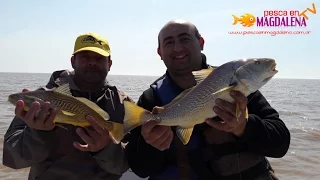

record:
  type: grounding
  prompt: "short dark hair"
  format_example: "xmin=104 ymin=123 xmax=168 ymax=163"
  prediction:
xmin=157 ymin=27 xmax=201 ymax=49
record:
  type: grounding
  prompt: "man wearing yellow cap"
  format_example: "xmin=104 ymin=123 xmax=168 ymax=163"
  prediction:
xmin=2 ymin=32 xmax=134 ymax=180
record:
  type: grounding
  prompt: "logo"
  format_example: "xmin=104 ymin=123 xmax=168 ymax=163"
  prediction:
xmin=81 ymin=35 xmax=103 ymax=45
xmin=232 ymin=13 xmax=256 ymax=27
xmin=229 ymin=3 xmax=316 ymax=36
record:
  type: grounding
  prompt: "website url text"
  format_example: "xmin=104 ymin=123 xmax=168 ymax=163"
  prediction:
xmin=228 ymin=30 xmax=311 ymax=36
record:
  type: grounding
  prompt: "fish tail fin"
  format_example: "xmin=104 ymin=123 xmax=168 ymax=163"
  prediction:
xmin=232 ymin=15 xmax=239 ymax=25
xmin=235 ymin=103 xmax=249 ymax=124
xmin=123 ymin=101 xmax=150 ymax=134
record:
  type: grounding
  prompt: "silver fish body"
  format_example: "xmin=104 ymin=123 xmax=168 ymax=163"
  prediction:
xmin=123 ymin=58 xmax=278 ymax=144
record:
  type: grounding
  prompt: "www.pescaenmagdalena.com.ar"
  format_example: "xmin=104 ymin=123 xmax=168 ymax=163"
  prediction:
xmin=228 ymin=30 xmax=311 ymax=36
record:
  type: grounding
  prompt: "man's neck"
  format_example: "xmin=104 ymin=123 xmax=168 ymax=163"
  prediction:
xmin=168 ymin=61 xmax=205 ymax=90
xmin=169 ymin=71 xmax=197 ymax=90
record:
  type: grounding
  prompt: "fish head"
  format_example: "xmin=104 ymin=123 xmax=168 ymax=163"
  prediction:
xmin=8 ymin=91 xmax=46 ymax=110
xmin=242 ymin=13 xmax=256 ymax=26
xmin=247 ymin=14 xmax=256 ymax=24
xmin=234 ymin=58 xmax=278 ymax=92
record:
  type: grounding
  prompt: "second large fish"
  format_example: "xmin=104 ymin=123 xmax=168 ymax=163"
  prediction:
xmin=121 ymin=58 xmax=278 ymax=145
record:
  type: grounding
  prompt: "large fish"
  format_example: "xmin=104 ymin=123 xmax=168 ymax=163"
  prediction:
xmin=122 ymin=58 xmax=278 ymax=145
xmin=7 ymin=83 xmax=123 ymax=143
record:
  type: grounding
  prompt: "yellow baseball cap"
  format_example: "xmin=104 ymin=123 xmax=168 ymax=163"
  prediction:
xmin=73 ymin=32 xmax=111 ymax=56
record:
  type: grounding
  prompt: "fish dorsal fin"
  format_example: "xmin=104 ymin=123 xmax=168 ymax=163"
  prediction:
xmin=191 ymin=68 xmax=214 ymax=85
xmin=75 ymin=97 xmax=110 ymax=121
xmin=176 ymin=126 xmax=194 ymax=145
xmin=153 ymin=87 xmax=194 ymax=112
xmin=52 ymin=83 xmax=72 ymax=96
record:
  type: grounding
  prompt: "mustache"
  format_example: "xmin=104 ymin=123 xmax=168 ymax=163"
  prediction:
xmin=84 ymin=67 xmax=101 ymax=72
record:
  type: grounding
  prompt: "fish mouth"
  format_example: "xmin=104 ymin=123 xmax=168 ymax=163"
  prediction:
xmin=269 ymin=61 xmax=278 ymax=76
xmin=263 ymin=62 xmax=278 ymax=82
xmin=7 ymin=98 xmax=16 ymax=105
xmin=271 ymin=61 xmax=277 ymax=72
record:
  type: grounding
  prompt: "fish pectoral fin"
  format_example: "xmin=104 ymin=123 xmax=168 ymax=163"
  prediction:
xmin=235 ymin=103 xmax=249 ymax=124
xmin=161 ymin=87 xmax=194 ymax=110
xmin=61 ymin=110 xmax=76 ymax=116
xmin=123 ymin=101 xmax=150 ymax=134
xmin=176 ymin=126 xmax=194 ymax=145
xmin=23 ymin=106 xmax=29 ymax=111
xmin=76 ymin=97 xmax=110 ymax=120
xmin=191 ymin=68 xmax=215 ymax=85
xmin=245 ymin=107 xmax=248 ymax=118
xmin=212 ymin=85 xmax=236 ymax=96
xmin=52 ymin=83 xmax=73 ymax=96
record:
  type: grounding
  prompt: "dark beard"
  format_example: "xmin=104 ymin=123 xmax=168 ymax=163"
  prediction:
xmin=74 ymin=71 xmax=107 ymax=92
xmin=82 ymin=70 xmax=105 ymax=83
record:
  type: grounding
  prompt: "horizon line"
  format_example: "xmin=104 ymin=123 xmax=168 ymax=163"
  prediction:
xmin=0 ymin=71 xmax=319 ymax=80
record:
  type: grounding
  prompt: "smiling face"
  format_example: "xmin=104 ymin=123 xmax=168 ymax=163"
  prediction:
xmin=158 ymin=21 xmax=204 ymax=76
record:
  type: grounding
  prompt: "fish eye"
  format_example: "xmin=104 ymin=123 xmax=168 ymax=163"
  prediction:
xmin=250 ymin=17 xmax=253 ymax=21
xmin=255 ymin=60 xmax=260 ymax=65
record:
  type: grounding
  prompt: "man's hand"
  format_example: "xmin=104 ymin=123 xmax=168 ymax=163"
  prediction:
xmin=206 ymin=90 xmax=248 ymax=137
xmin=73 ymin=115 xmax=111 ymax=152
xmin=141 ymin=119 xmax=173 ymax=151
xmin=15 ymin=88 xmax=57 ymax=131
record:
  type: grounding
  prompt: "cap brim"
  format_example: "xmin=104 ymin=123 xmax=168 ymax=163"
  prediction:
xmin=73 ymin=47 xmax=110 ymax=56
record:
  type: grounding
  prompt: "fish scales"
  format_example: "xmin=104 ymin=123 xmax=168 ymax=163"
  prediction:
xmin=154 ymin=64 xmax=235 ymax=126
xmin=11 ymin=87 xmax=101 ymax=124
xmin=50 ymin=93 xmax=79 ymax=110
xmin=49 ymin=92 xmax=90 ymax=115
xmin=51 ymin=93 xmax=100 ymax=119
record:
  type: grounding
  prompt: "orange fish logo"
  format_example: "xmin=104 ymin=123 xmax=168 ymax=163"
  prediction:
xmin=232 ymin=13 xmax=256 ymax=27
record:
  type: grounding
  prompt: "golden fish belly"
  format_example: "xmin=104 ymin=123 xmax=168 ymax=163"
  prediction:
xmin=54 ymin=110 xmax=91 ymax=127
